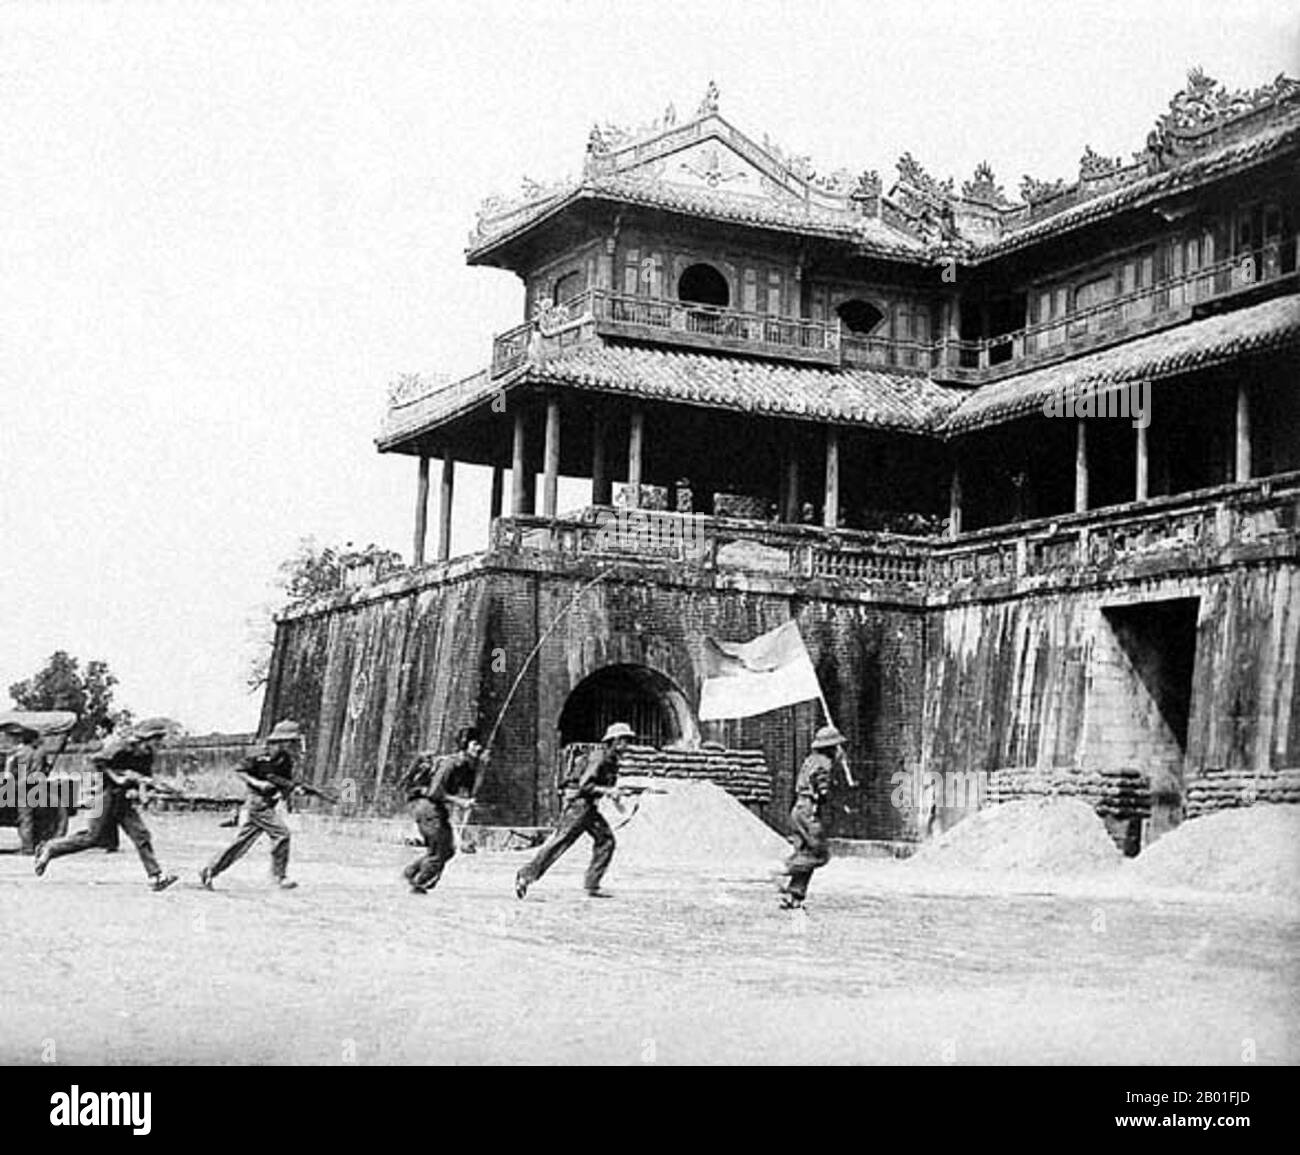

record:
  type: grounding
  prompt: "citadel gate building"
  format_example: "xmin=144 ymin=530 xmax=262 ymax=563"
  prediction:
xmin=263 ymin=73 xmax=1300 ymax=846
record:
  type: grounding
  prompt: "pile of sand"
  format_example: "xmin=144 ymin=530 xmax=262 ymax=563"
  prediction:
xmin=1129 ymin=804 xmax=1300 ymax=901
xmin=910 ymin=797 xmax=1122 ymax=876
xmin=607 ymin=778 xmax=790 ymax=867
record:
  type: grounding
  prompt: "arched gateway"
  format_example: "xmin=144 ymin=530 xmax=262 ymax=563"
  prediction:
xmin=557 ymin=664 xmax=700 ymax=749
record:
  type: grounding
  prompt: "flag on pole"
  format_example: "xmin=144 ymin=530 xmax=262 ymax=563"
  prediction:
xmin=698 ymin=621 xmax=822 ymax=721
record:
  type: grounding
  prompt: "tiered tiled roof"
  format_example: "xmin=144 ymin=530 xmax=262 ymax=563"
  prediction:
xmin=943 ymin=295 xmax=1300 ymax=434
xmin=522 ymin=343 xmax=963 ymax=430
xmin=379 ymin=294 xmax=1300 ymax=449
xmin=467 ymin=73 xmax=1300 ymax=266
xmin=378 ymin=347 xmax=964 ymax=450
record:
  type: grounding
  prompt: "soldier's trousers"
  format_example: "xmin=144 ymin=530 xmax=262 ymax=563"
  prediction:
xmin=518 ymin=796 xmax=614 ymax=892
xmin=206 ymin=798 xmax=290 ymax=880
xmin=405 ymin=799 xmax=455 ymax=890
xmin=43 ymin=792 xmax=161 ymax=878
xmin=16 ymin=803 xmax=38 ymax=855
xmin=783 ymin=798 xmax=830 ymax=901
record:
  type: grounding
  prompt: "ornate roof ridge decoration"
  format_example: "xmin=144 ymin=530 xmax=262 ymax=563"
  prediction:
xmin=387 ymin=371 xmax=454 ymax=408
xmin=467 ymin=68 xmax=1300 ymax=257
xmin=894 ymin=151 xmax=955 ymax=205
xmin=1078 ymin=144 xmax=1124 ymax=181
xmin=961 ymin=161 xmax=1008 ymax=206
xmin=1019 ymin=173 xmax=1068 ymax=207
xmin=1144 ymin=67 xmax=1300 ymax=168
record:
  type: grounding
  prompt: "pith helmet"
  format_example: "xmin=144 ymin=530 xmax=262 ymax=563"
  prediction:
xmin=602 ymin=722 xmax=636 ymax=743
xmin=811 ymin=724 xmax=846 ymax=750
xmin=0 ymin=720 xmax=39 ymax=741
xmin=132 ymin=717 xmax=174 ymax=741
xmin=266 ymin=719 xmax=304 ymax=743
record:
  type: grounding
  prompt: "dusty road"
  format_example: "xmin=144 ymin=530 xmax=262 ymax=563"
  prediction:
xmin=1 ymin=814 xmax=1296 ymax=1065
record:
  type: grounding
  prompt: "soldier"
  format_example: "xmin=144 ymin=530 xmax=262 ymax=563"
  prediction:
xmin=34 ymin=718 xmax=179 ymax=892
xmin=199 ymin=719 xmax=305 ymax=890
xmin=1 ymin=720 xmax=49 ymax=856
xmin=400 ymin=725 xmax=486 ymax=895
xmin=514 ymin=721 xmax=633 ymax=900
xmin=779 ymin=724 xmax=845 ymax=909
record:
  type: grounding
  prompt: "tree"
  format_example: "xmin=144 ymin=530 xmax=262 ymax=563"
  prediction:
xmin=245 ymin=539 xmax=404 ymax=690
xmin=8 ymin=651 xmax=133 ymax=741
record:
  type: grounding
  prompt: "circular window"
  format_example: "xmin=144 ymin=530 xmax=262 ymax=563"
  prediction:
xmin=677 ymin=263 xmax=730 ymax=308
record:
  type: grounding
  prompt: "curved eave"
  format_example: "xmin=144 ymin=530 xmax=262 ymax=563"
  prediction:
xmin=467 ymin=186 xmax=930 ymax=268
xmin=964 ymin=116 xmax=1300 ymax=264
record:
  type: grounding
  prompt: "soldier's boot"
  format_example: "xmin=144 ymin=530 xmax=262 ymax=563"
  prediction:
xmin=198 ymin=867 xmax=215 ymax=890
xmin=150 ymin=873 xmax=179 ymax=893
xmin=274 ymin=878 xmax=298 ymax=890
xmin=33 ymin=843 xmax=52 ymax=878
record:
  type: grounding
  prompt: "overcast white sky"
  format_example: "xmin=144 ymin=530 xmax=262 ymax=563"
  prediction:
xmin=2 ymin=0 xmax=1296 ymax=733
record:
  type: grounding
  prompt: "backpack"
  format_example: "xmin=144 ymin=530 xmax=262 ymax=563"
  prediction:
xmin=398 ymin=752 xmax=439 ymax=797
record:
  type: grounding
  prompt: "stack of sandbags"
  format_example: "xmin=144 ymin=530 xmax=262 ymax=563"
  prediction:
xmin=1185 ymin=767 xmax=1300 ymax=818
xmin=987 ymin=766 xmax=1151 ymax=821
xmin=619 ymin=746 xmax=772 ymax=806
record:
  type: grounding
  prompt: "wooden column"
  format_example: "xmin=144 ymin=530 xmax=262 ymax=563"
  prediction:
xmin=413 ymin=454 xmax=430 ymax=566
xmin=511 ymin=410 xmax=528 ymax=515
xmin=1235 ymin=381 xmax=1252 ymax=482
xmin=1074 ymin=419 xmax=1089 ymax=514
xmin=591 ymin=413 xmax=610 ymax=505
xmin=437 ymin=455 xmax=455 ymax=562
xmin=823 ymin=426 xmax=840 ymax=529
xmin=627 ymin=408 xmax=644 ymax=509
xmin=781 ymin=444 xmax=800 ymax=523
xmin=489 ymin=464 xmax=504 ymax=524
xmin=1135 ymin=421 xmax=1149 ymax=501
xmin=542 ymin=396 xmax=560 ymax=518
xmin=948 ymin=462 xmax=963 ymax=539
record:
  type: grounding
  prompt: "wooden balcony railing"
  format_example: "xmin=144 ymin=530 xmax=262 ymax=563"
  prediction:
xmin=484 ymin=472 xmax=1299 ymax=594
xmin=486 ymin=237 xmax=1299 ymax=384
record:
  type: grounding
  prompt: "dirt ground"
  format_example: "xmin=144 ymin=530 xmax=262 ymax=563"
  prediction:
xmin=1 ymin=813 xmax=1296 ymax=1065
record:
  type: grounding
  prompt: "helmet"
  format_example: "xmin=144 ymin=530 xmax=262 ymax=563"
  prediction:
xmin=601 ymin=722 xmax=636 ymax=743
xmin=132 ymin=717 xmax=174 ymax=741
xmin=811 ymin=724 xmax=846 ymax=750
xmin=266 ymin=720 xmax=304 ymax=743
xmin=0 ymin=720 xmax=39 ymax=742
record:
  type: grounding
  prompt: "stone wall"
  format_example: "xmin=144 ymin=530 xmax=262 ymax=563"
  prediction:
xmin=265 ymin=558 xmax=925 ymax=838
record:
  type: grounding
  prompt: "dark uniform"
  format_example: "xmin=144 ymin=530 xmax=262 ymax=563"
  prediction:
xmin=9 ymin=740 xmax=51 ymax=855
xmin=782 ymin=749 xmax=833 ymax=904
xmin=516 ymin=744 xmax=620 ymax=895
xmin=39 ymin=734 xmax=165 ymax=880
xmin=202 ymin=747 xmax=296 ymax=885
xmin=402 ymin=750 xmax=482 ymax=892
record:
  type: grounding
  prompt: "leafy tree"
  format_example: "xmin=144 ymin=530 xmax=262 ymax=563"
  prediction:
xmin=8 ymin=651 xmax=133 ymax=741
xmin=245 ymin=539 xmax=404 ymax=690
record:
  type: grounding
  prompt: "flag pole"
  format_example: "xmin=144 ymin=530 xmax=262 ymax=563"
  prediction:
xmin=815 ymin=688 xmax=857 ymax=787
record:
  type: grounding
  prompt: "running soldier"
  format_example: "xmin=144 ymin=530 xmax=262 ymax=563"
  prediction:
xmin=514 ymin=722 xmax=633 ymax=900
xmin=401 ymin=725 xmax=486 ymax=894
xmin=34 ymin=717 xmax=179 ymax=892
xmin=2 ymin=720 xmax=49 ymax=856
xmin=779 ymin=724 xmax=845 ymax=909
xmin=199 ymin=719 xmax=306 ymax=891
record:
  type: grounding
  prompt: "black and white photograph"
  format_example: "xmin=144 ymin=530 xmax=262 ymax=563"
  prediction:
xmin=1 ymin=0 xmax=1297 ymax=1117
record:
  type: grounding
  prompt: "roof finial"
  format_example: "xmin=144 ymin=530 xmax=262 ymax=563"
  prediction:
xmin=698 ymin=80 xmax=720 ymax=117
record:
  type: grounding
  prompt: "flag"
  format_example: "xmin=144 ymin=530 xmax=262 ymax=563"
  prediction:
xmin=698 ymin=621 xmax=822 ymax=721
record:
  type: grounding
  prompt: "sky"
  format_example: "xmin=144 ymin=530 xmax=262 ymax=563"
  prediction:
xmin=2 ymin=0 xmax=1297 ymax=733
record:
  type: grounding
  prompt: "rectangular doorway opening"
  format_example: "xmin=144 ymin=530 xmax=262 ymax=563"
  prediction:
xmin=1100 ymin=597 xmax=1200 ymax=842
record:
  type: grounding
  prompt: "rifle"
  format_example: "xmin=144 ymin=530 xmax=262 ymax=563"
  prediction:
xmin=105 ymin=771 xmax=200 ymax=807
xmin=259 ymin=771 xmax=340 ymax=807
xmin=605 ymin=781 xmax=670 ymax=830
